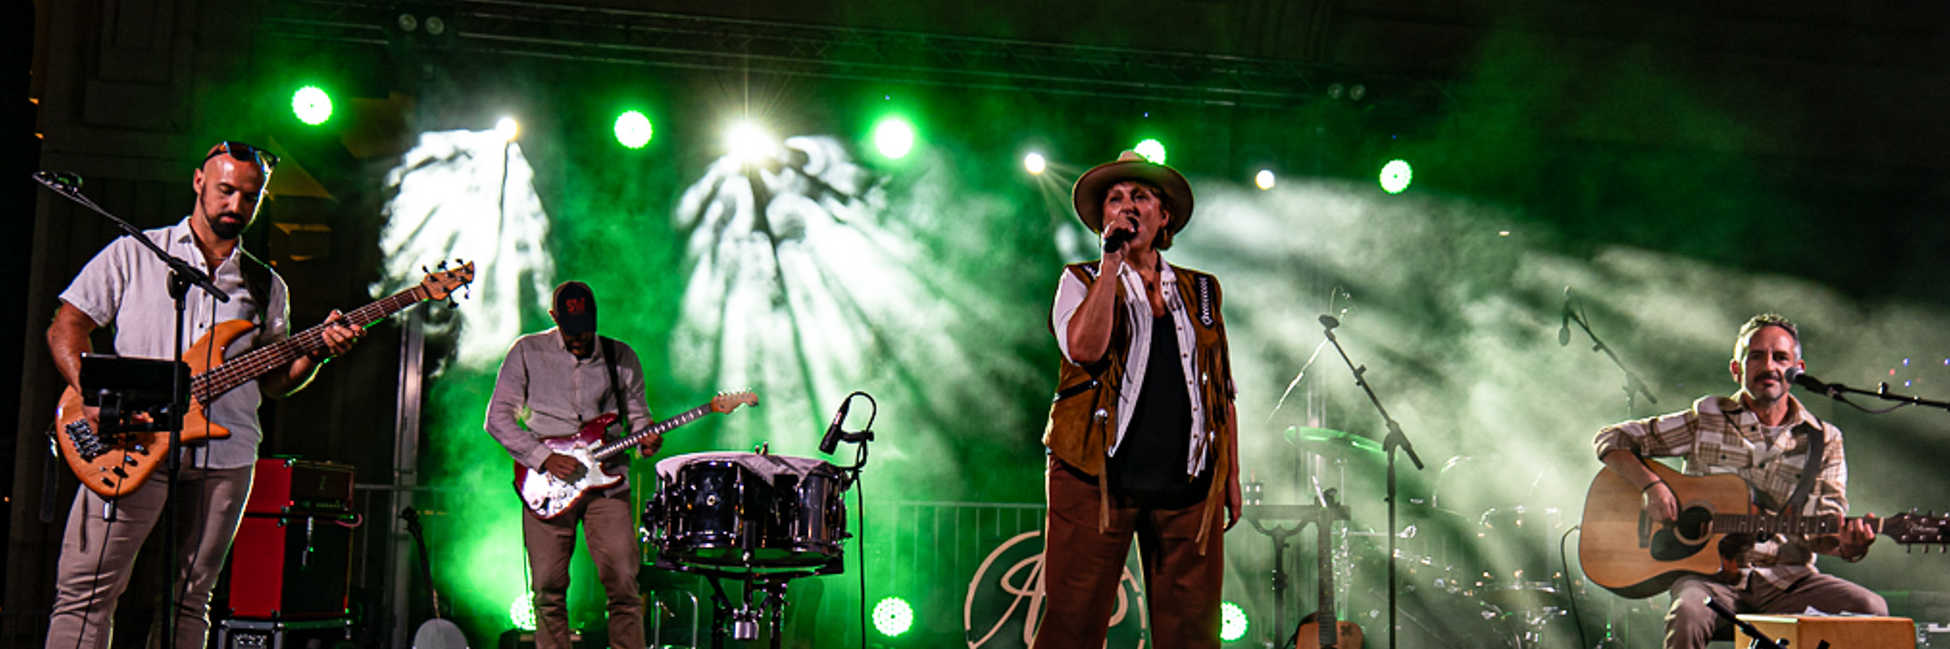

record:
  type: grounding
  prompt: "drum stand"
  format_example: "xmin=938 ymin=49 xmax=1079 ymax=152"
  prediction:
xmin=655 ymin=556 xmax=843 ymax=649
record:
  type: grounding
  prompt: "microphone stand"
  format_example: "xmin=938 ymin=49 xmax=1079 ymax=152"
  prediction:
xmin=1799 ymin=377 xmax=1950 ymax=413
xmin=1563 ymin=299 xmax=1658 ymax=418
xmin=35 ymin=171 xmax=225 ymax=649
xmin=1317 ymin=315 xmax=1423 ymax=649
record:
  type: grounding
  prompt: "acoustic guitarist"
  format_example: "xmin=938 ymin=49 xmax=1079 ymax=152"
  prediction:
xmin=1590 ymin=314 xmax=1884 ymax=649
xmin=43 ymin=142 xmax=364 ymax=649
xmin=486 ymin=280 xmax=659 ymax=649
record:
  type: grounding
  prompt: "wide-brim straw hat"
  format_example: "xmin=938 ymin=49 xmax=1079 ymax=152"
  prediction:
xmin=1070 ymin=150 xmax=1194 ymax=234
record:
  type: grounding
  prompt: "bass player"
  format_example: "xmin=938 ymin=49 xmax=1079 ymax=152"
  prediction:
xmin=1592 ymin=313 xmax=1884 ymax=649
xmin=43 ymin=142 xmax=364 ymax=649
xmin=486 ymin=280 xmax=660 ymax=649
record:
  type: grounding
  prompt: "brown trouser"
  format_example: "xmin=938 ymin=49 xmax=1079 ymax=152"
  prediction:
xmin=522 ymin=490 xmax=644 ymax=649
xmin=1666 ymin=572 xmax=1888 ymax=649
xmin=1032 ymin=457 xmax=1224 ymax=649
xmin=45 ymin=464 xmax=254 ymax=649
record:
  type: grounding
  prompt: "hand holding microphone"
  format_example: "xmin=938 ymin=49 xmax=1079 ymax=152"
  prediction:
xmin=1101 ymin=214 xmax=1138 ymax=255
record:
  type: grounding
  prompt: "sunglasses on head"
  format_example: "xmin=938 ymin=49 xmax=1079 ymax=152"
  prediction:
xmin=203 ymin=141 xmax=279 ymax=171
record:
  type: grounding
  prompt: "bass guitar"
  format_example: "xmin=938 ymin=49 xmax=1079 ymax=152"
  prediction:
xmin=1578 ymin=461 xmax=1948 ymax=598
xmin=515 ymin=390 xmax=758 ymax=519
xmin=1295 ymin=489 xmax=1363 ymax=649
xmin=54 ymin=261 xmax=475 ymax=498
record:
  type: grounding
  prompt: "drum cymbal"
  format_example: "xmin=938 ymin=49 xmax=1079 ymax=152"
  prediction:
xmin=1284 ymin=426 xmax=1383 ymax=455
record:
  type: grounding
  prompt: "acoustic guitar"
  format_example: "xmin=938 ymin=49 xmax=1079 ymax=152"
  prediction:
xmin=1295 ymin=489 xmax=1363 ymax=649
xmin=1578 ymin=461 xmax=1947 ymax=599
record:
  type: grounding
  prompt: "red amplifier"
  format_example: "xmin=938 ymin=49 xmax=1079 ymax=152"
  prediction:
xmin=227 ymin=511 xmax=355 ymax=619
xmin=249 ymin=457 xmax=354 ymax=514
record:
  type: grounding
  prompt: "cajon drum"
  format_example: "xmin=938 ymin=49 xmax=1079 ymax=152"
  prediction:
xmin=1734 ymin=614 xmax=1915 ymax=649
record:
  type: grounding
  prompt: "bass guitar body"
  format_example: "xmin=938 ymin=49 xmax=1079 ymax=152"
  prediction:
xmin=53 ymin=319 xmax=250 ymax=497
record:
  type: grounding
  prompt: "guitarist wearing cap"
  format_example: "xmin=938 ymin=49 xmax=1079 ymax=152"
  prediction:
xmin=1589 ymin=314 xmax=1885 ymax=649
xmin=42 ymin=142 xmax=365 ymax=649
xmin=486 ymin=281 xmax=659 ymax=649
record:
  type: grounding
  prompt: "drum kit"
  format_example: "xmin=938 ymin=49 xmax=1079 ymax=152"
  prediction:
xmin=1270 ymin=427 xmax=1599 ymax=649
xmin=640 ymin=449 xmax=860 ymax=648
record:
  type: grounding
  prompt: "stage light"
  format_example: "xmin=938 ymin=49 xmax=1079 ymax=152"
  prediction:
xmin=291 ymin=86 xmax=332 ymax=126
xmin=726 ymin=120 xmax=776 ymax=164
xmin=1379 ymin=159 xmax=1413 ymax=194
xmin=614 ymin=110 xmax=653 ymax=149
xmin=1220 ymin=601 xmax=1248 ymax=642
xmin=495 ymin=117 xmax=520 ymax=142
xmin=1024 ymin=152 xmax=1047 ymax=175
xmin=872 ymin=597 xmax=914 ymax=637
xmin=1255 ymin=169 xmax=1276 ymax=190
xmin=873 ymin=116 xmax=915 ymax=160
xmin=510 ymin=591 xmax=537 ymax=631
xmin=1134 ymin=138 xmax=1167 ymax=164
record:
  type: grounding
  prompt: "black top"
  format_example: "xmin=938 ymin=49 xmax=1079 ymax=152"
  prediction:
xmin=1107 ymin=313 xmax=1207 ymax=502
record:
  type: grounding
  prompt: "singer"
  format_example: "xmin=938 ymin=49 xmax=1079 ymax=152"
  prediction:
xmin=1036 ymin=151 xmax=1240 ymax=649
xmin=1592 ymin=314 xmax=1884 ymax=649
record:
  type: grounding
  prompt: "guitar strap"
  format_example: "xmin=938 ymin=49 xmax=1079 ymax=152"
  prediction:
xmin=237 ymin=248 xmax=273 ymax=326
xmin=600 ymin=337 xmax=628 ymax=439
xmin=1783 ymin=420 xmax=1826 ymax=514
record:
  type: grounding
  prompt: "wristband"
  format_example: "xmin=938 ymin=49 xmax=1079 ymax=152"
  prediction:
xmin=1641 ymin=480 xmax=1668 ymax=494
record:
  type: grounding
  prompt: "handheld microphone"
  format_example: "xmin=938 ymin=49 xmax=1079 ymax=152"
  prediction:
xmin=1558 ymin=286 xmax=1573 ymax=346
xmin=1782 ymin=367 xmax=1832 ymax=393
xmin=818 ymin=396 xmax=851 ymax=455
xmin=1101 ymin=216 xmax=1137 ymax=253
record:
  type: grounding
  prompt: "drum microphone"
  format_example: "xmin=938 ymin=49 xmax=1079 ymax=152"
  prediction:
xmin=818 ymin=397 xmax=851 ymax=455
xmin=33 ymin=170 xmax=84 ymax=190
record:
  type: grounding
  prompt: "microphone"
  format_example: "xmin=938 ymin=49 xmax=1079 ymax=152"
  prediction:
xmin=818 ymin=396 xmax=851 ymax=455
xmin=1319 ymin=314 xmax=1340 ymax=331
xmin=1101 ymin=215 xmax=1137 ymax=253
xmin=1559 ymin=286 xmax=1574 ymax=346
xmin=1782 ymin=367 xmax=1833 ymax=393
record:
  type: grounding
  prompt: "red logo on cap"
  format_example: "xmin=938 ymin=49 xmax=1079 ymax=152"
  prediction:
xmin=564 ymin=298 xmax=588 ymax=315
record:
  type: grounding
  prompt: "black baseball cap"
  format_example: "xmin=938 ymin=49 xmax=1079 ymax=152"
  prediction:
xmin=551 ymin=281 xmax=597 ymax=335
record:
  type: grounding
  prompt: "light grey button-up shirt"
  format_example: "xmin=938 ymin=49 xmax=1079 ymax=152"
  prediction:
xmin=58 ymin=217 xmax=291 ymax=470
xmin=485 ymin=329 xmax=653 ymax=477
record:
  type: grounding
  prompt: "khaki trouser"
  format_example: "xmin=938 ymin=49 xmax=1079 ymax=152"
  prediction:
xmin=1031 ymin=457 xmax=1225 ymax=649
xmin=1666 ymin=572 xmax=1888 ymax=649
xmin=523 ymin=490 xmax=645 ymax=649
xmin=46 ymin=464 xmax=254 ymax=649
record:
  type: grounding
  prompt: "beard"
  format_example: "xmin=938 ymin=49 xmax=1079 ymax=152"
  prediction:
xmin=208 ymin=211 xmax=249 ymax=240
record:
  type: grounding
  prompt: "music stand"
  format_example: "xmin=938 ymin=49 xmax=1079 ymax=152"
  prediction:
xmin=79 ymin=353 xmax=191 ymax=432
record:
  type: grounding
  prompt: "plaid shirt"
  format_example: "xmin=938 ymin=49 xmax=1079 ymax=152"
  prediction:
xmin=1593 ymin=394 xmax=1849 ymax=589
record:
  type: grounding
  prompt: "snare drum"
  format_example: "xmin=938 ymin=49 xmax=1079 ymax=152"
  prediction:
xmin=646 ymin=452 xmax=849 ymax=568
xmin=650 ymin=459 xmax=771 ymax=565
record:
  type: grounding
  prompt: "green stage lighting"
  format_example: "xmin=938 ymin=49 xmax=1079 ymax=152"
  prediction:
xmin=1255 ymin=169 xmax=1276 ymax=190
xmin=874 ymin=116 xmax=916 ymax=160
xmin=291 ymin=86 xmax=333 ymax=126
xmin=614 ymin=110 xmax=653 ymax=149
xmin=1024 ymin=152 xmax=1047 ymax=175
xmin=1134 ymin=138 xmax=1167 ymax=164
xmin=872 ymin=597 xmax=914 ymax=637
xmin=510 ymin=591 xmax=537 ymax=631
xmin=1379 ymin=159 xmax=1413 ymax=194
xmin=1220 ymin=601 xmax=1249 ymax=642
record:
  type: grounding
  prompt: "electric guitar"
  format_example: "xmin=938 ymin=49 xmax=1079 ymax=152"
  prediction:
xmin=514 ymin=391 xmax=758 ymax=519
xmin=1578 ymin=461 xmax=1949 ymax=598
xmin=54 ymin=261 xmax=475 ymax=498
xmin=1295 ymin=489 xmax=1363 ymax=649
